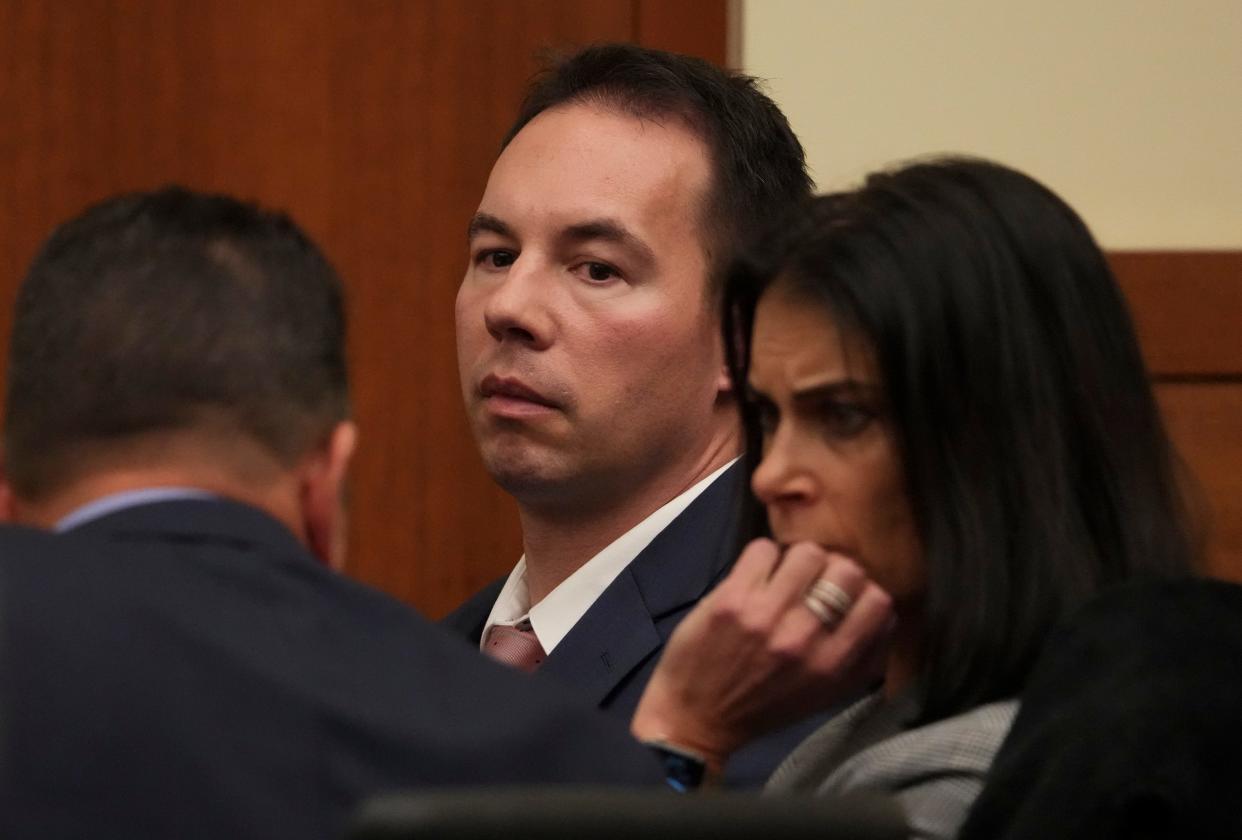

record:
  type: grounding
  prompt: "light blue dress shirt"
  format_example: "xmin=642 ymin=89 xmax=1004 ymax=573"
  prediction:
xmin=54 ymin=487 xmax=218 ymax=532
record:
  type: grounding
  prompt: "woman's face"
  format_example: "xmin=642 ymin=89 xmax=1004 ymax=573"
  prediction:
xmin=747 ymin=283 xmax=924 ymax=609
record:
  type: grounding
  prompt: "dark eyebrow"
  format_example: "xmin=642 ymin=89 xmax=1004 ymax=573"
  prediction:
xmin=467 ymin=213 xmax=512 ymax=242
xmin=792 ymin=379 xmax=879 ymax=400
xmin=561 ymin=219 xmax=657 ymax=269
xmin=747 ymin=378 xmax=880 ymax=405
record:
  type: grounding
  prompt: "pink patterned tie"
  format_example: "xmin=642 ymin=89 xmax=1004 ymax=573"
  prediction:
xmin=483 ymin=621 xmax=546 ymax=672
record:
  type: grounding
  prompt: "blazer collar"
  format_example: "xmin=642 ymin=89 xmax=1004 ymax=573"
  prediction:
xmin=65 ymin=497 xmax=310 ymax=562
xmin=540 ymin=462 xmax=745 ymax=705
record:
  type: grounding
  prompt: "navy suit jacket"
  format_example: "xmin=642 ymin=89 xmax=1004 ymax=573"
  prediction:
xmin=0 ymin=499 xmax=662 ymax=840
xmin=444 ymin=463 xmax=830 ymax=786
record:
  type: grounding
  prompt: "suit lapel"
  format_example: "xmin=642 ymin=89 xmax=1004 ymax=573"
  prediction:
xmin=539 ymin=463 xmax=745 ymax=706
xmin=627 ymin=462 xmax=742 ymax=619
xmin=538 ymin=567 xmax=662 ymax=706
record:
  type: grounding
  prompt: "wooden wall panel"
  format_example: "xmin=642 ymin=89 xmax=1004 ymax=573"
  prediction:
xmin=1157 ymin=383 xmax=1242 ymax=582
xmin=1113 ymin=251 xmax=1242 ymax=582
xmin=1111 ymin=251 xmax=1242 ymax=377
xmin=315 ymin=1 xmax=642 ymax=615
xmin=635 ymin=0 xmax=728 ymax=67
xmin=0 ymin=0 xmax=729 ymax=619
xmin=17 ymin=5 xmax=1233 ymax=613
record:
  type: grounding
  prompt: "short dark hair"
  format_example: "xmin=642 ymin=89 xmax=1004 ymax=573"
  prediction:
xmin=723 ymin=156 xmax=1197 ymax=723
xmin=503 ymin=43 xmax=811 ymax=294
xmin=4 ymin=187 xmax=349 ymax=499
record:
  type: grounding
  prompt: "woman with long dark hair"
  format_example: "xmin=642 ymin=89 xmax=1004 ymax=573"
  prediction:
xmin=634 ymin=157 xmax=1197 ymax=838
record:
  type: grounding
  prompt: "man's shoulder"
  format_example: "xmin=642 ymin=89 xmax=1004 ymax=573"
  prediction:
xmin=0 ymin=520 xmax=147 ymax=599
xmin=0 ymin=522 xmax=65 ymax=556
xmin=0 ymin=515 xmax=663 ymax=838
xmin=0 ymin=505 xmax=653 ymax=754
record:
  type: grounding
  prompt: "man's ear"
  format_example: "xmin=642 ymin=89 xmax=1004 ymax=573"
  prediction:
xmin=300 ymin=420 xmax=358 ymax=571
xmin=714 ymin=326 xmax=734 ymax=396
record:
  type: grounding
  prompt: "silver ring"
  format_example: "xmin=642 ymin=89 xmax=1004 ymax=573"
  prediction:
xmin=808 ymin=579 xmax=854 ymax=615
xmin=802 ymin=594 xmax=843 ymax=628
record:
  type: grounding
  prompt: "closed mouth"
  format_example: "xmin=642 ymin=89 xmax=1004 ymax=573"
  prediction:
xmin=479 ymin=374 xmax=559 ymax=409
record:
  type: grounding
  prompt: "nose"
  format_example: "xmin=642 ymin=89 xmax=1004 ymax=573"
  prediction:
xmin=481 ymin=255 xmax=554 ymax=350
xmin=750 ymin=427 xmax=817 ymax=513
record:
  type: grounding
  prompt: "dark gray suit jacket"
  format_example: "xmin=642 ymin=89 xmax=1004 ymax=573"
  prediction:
xmin=0 ymin=499 xmax=662 ymax=840
xmin=444 ymin=463 xmax=833 ymax=786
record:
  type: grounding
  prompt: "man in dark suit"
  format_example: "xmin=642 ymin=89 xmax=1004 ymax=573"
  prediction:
xmin=448 ymin=44 xmax=818 ymax=785
xmin=0 ymin=188 xmax=662 ymax=840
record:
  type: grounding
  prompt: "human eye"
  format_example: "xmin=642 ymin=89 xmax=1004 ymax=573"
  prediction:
xmin=474 ymin=249 xmax=516 ymax=270
xmin=572 ymin=260 xmax=622 ymax=284
xmin=816 ymin=401 xmax=877 ymax=439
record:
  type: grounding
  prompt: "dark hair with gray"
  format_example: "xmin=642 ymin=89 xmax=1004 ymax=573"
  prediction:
xmin=504 ymin=42 xmax=812 ymax=294
xmin=4 ymin=186 xmax=348 ymax=499
xmin=724 ymin=157 xmax=1197 ymax=723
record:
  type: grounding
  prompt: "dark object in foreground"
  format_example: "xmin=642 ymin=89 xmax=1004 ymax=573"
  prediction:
xmin=350 ymin=787 xmax=907 ymax=840
xmin=959 ymin=579 xmax=1242 ymax=840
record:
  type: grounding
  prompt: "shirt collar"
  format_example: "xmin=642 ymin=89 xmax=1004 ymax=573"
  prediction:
xmin=483 ymin=459 xmax=738 ymax=653
xmin=54 ymin=487 xmax=219 ymax=532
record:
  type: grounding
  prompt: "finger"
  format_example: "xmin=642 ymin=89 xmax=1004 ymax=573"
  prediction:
xmin=722 ymin=537 xmax=783 ymax=591
xmin=771 ymin=549 xmax=868 ymax=635
xmin=772 ymin=555 xmax=867 ymax=649
xmin=710 ymin=542 xmax=828 ymax=640
xmin=813 ymin=582 xmax=894 ymax=671
xmin=764 ymin=541 xmax=830 ymax=607
xmin=768 ymin=588 xmax=829 ymax=655
xmin=815 ymin=553 xmax=868 ymax=605
xmin=801 ymin=595 xmax=840 ymax=627
xmin=695 ymin=538 xmax=784 ymax=630
xmin=762 ymin=580 xmax=891 ymax=714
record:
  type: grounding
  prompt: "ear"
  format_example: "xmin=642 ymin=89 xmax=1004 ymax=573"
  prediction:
xmin=300 ymin=421 xmax=358 ymax=571
xmin=714 ymin=327 xmax=734 ymax=397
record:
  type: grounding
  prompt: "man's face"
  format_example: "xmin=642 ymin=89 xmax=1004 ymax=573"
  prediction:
xmin=456 ymin=103 xmax=726 ymax=512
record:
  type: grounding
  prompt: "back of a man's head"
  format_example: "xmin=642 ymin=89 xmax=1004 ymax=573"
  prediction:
xmin=504 ymin=43 xmax=812 ymax=290
xmin=4 ymin=187 xmax=348 ymax=502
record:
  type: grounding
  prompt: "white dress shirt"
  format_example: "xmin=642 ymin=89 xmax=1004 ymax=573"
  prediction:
xmin=481 ymin=460 xmax=737 ymax=654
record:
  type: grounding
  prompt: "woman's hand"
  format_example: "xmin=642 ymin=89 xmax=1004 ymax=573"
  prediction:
xmin=631 ymin=538 xmax=894 ymax=775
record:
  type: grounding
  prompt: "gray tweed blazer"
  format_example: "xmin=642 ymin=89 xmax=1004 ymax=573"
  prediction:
xmin=766 ymin=692 xmax=1018 ymax=840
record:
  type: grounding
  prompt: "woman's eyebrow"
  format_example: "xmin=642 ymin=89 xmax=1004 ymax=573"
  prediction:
xmin=789 ymin=377 xmax=879 ymax=399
